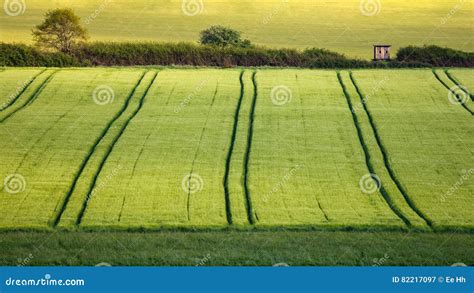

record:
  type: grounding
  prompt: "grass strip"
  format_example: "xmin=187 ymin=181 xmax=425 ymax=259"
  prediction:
xmin=242 ymin=71 xmax=258 ymax=225
xmin=0 ymin=70 xmax=57 ymax=123
xmin=1 ymin=230 xmax=472 ymax=266
xmin=349 ymin=72 xmax=434 ymax=228
xmin=337 ymin=72 xmax=411 ymax=227
xmin=76 ymin=72 xmax=159 ymax=225
xmin=0 ymin=69 xmax=46 ymax=111
xmin=52 ymin=70 xmax=148 ymax=227
xmin=222 ymin=70 xmax=246 ymax=225
xmin=432 ymin=70 xmax=473 ymax=115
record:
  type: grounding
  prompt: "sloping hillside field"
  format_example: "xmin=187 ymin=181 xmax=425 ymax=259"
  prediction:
xmin=0 ymin=68 xmax=472 ymax=231
xmin=0 ymin=0 xmax=472 ymax=58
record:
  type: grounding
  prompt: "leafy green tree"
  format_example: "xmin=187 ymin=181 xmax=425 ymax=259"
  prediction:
xmin=32 ymin=8 xmax=88 ymax=54
xmin=199 ymin=25 xmax=252 ymax=48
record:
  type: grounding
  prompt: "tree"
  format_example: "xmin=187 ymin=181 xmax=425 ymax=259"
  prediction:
xmin=199 ymin=26 xmax=252 ymax=48
xmin=32 ymin=8 xmax=88 ymax=54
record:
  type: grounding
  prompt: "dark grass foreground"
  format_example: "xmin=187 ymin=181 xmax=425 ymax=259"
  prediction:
xmin=0 ymin=231 xmax=472 ymax=266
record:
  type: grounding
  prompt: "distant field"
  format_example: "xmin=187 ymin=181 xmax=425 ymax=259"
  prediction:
xmin=0 ymin=0 xmax=473 ymax=58
xmin=0 ymin=67 xmax=472 ymax=232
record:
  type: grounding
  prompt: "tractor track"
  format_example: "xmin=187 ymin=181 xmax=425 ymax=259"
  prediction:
xmin=0 ymin=70 xmax=58 ymax=124
xmin=242 ymin=71 xmax=258 ymax=225
xmin=349 ymin=72 xmax=433 ymax=228
xmin=52 ymin=70 xmax=149 ymax=227
xmin=337 ymin=72 xmax=412 ymax=227
xmin=444 ymin=70 xmax=473 ymax=101
xmin=432 ymin=70 xmax=473 ymax=115
xmin=186 ymin=82 xmax=219 ymax=222
xmin=222 ymin=70 xmax=245 ymax=225
xmin=75 ymin=71 xmax=159 ymax=225
xmin=0 ymin=69 xmax=47 ymax=112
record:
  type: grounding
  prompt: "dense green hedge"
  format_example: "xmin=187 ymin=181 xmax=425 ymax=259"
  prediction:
xmin=397 ymin=45 xmax=474 ymax=67
xmin=0 ymin=43 xmax=81 ymax=67
xmin=74 ymin=42 xmax=375 ymax=68
xmin=1 ymin=42 xmax=469 ymax=68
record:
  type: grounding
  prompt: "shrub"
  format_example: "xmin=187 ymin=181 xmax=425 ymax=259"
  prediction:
xmin=396 ymin=45 xmax=474 ymax=67
xmin=0 ymin=43 xmax=80 ymax=67
xmin=1 ymin=42 xmax=467 ymax=68
xmin=200 ymin=26 xmax=252 ymax=48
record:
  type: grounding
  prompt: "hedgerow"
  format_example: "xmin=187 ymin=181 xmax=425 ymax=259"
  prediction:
xmin=1 ymin=42 xmax=469 ymax=68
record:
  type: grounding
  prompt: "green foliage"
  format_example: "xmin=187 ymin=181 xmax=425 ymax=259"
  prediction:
xmin=200 ymin=25 xmax=252 ymax=48
xmin=397 ymin=45 xmax=474 ymax=67
xmin=32 ymin=8 xmax=88 ymax=53
xmin=68 ymin=42 xmax=372 ymax=68
xmin=0 ymin=42 xmax=445 ymax=68
xmin=0 ymin=43 xmax=80 ymax=67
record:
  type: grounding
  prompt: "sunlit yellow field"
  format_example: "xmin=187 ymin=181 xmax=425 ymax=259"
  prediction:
xmin=0 ymin=0 xmax=472 ymax=58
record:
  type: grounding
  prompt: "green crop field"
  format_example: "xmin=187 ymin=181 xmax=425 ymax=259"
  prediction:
xmin=1 ymin=67 xmax=473 ymax=231
xmin=0 ymin=67 xmax=473 ymax=265
xmin=0 ymin=0 xmax=472 ymax=58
